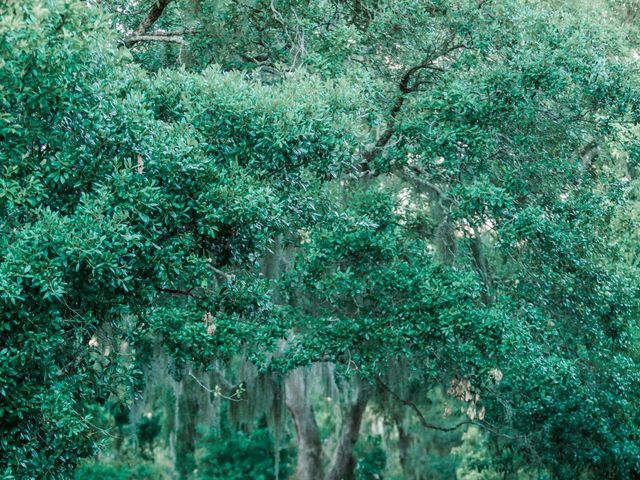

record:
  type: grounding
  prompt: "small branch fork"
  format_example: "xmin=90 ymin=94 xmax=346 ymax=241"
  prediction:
xmin=359 ymin=39 xmax=467 ymax=172
xmin=132 ymin=0 xmax=173 ymax=37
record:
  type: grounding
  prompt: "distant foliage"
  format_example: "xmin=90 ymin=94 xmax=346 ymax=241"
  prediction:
xmin=74 ymin=460 xmax=170 ymax=480
xmin=194 ymin=425 xmax=292 ymax=480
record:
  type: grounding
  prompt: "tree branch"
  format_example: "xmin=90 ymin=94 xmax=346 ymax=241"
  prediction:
xmin=125 ymin=34 xmax=186 ymax=46
xmin=207 ymin=263 xmax=236 ymax=281
xmin=358 ymin=40 xmax=466 ymax=172
xmin=133 ymin=0 xmax=174 ymax=36
xmin=469 ymin=234 xmax=494 ymax=306
xmin=188 ymin=370 xmax=244 ymax=402
xmin=123 ymin=0 xmax=183 ymax=46
xmin=157 ymin=287 xmax=199 ymax=299
xmin=402 ymin=165 xmax=448 ymax=198
xmin=375 ymin=377 xmax=471 ymax=432
xmin=124 ymin=28 xmax=202 ymax=46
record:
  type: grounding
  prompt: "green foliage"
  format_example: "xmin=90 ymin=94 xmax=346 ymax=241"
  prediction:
xmin=0 ymin=0 xmax=359 ymax=476
xmin=3 ymin=0 xmax=640 ymax=478
xmin=74 ymin=459 xmax=171 ymax=480
xmin=136 ymin=415 xmax=161 ymax=459
xmin=194 ymin=424 xmax=291 ymax=480
xmin=354 ymin=435 xmax=386 ymax=479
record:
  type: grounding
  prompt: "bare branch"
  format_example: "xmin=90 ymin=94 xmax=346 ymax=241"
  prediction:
xmin=469 ymin=234 xmax=494 ymax=306
xmin=376 ymin=376 xmax=471 ymax=432
xmin=149 ymin=28 xmax=200 ymax=36
xmin=400 ymin=164 xmax=449 ymax=200
xmin=123 ymin=0 xmax=187 ymax=46
xmin=207 ymin=263 xmax=236 ymax=281
xmin=125 ymin=34 xmax=186 ymax=46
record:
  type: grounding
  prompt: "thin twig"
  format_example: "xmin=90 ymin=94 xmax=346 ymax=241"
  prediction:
xmin=157 ymin=287 xmax=199 ymax=299
xmin=71 ymin=408 xmax=119 ymax=439
xmin=188 ymin=371 xmax=244 ymax=402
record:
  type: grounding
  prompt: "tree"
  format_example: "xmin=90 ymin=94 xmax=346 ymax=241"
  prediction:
xmin=0 ymin=1 xmax=361 ymax=476
xmin=2 ymin=0 xmax=640 ymax=478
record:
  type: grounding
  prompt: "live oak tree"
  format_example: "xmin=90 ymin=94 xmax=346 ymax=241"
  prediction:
xmin=2 ymin=0 xmax=640 ymax=479
xmin=0 ymin=1 xmax=361 ymax=476
xmin=277 ymin=1 xmax=640 ymax=477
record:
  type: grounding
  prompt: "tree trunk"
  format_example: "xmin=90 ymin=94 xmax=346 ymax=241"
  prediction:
xmin=397 ymin=422 xmax=411 ymax=476
xmin=286 ymin=368 xmax=324 ymax=480
xmin=325 ymin=382 xmax=369 ymax=480
xmin=470 ymin=235 xmax=493 ymax=306
xmin=172 ymin=374 xmax=201 ymax=478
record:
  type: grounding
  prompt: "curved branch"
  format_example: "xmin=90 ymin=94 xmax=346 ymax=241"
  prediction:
xmin=156 ymin=287 xmax=199 ymax=299
xmin=375 ymin=376 xmax=470 ymax=432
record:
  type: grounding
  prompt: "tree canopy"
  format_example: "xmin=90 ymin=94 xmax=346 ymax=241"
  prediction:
xmin=1 ymin=0 xmax=640 ymax=478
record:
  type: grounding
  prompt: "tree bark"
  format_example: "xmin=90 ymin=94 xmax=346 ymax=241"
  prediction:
xmin=394 ymin=408 xmax=416 ymax=480
xmin=124 ymin=0 xmax=178 ymax=46
xmin=172 ymin=374 xmax=201 ymax=478
xmin=285 ymin=368 xmax=324 ymax=480
xmin=396 ymin=166 xmax=456 ymax=265
xmin=470 ymin=235 xmax=493 ymax=306
xmin=325 ymin=382 xmax=369 ymax=480
xmin=133 ymin=0 xmax=174 ymax=36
